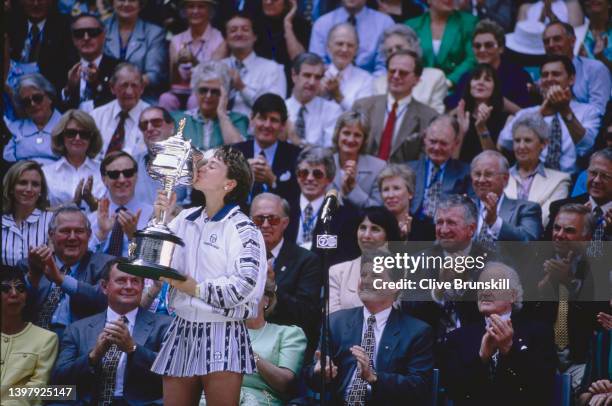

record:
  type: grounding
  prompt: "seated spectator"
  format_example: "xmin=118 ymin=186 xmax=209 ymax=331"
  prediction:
xmin=545 ymin=148 xmax=612 ymax=240
xmin=377 ymin=163 xmax=435 ymax=241
xmin=373 ymin=24 xmax=447 ymax=114
xmin=453 ymin=64 xmax=508 ymax=163
xmin=329 ymin=205 xmax=400 ymax=313
xmin=173 ymin=61 xmax=248 ymax=151
xmin=250 ymin=192 xmax=322 ymax=350
xmin=159 ymin=0 xmax=224 ymax=111
xmin=17 ymin=205 xmax=112 ymax=336
xmin=89 ymin=151 xmax=153 ymax=257
xmin=4 ymin=74 xmax=61 ymax=165
xmin=233 ymin=93 xmax=301 ymax=206
xmin=517 ymin=0 xmax=584 ymax=27
xmin=543 ymin=21 xmax=611 ymax=116
xmin=42 ymin=110 xmax=105 ymax=213
xmin=321 ymin=23 xmax=373 ymax=111
xmin=286 ymin=52 xmax=342 ymax=147
xmin=354 ymin=50 xmax=438 ymax=162
xmin=53 ymin=259 xmax=171 ymax=404
xmin=243 ymin=282 xmax=308 ymax=405
xmin=0 ymin=266 xmax=58 ymax=404
xmin=103 ymin=0 xmax=168 ymax=99
xmin=306 ymin=261 xmax=434 ymax=404
xmin=498 ymin=55 xmax=601 ymax=174
xmin=471 ymin=150 xmax=543 ymax=243
xmin=221 ymin=13 xmax=287 ymax=117
xmin=309 ymin=0 xmax=394 ymax=73
xmin=581 ymin=0 xmax=612 ymax=72
xmin=504 ymin=114 xmax=571 ymax=227
xmin=441 ymin=261 xmax=557 ymax=406
xmin=454 ymin=0 xmax=513 ymax=32
xmin=62 ymin=13 xmax=120 ymax=112
xmin=286 ymin=146 xmax=361 ymax=265
xmin=408 ymin=115 xmax=472 ymax=222
xmin=90 ymin=63 xmax=150 ymax=159
xmin=405 ymin=0 xmax=477 ymax=89
xmin=446 ymin=19 xmax=535 ymax=113
xmin=1 ymin=161 xmax=53 ymax=266
xmin=331 ymin=111 xmax=385 ymax=208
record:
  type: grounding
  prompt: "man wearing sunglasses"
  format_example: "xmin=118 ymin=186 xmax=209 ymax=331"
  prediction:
xmin=62 ymin=13 xmax=120 ymax=112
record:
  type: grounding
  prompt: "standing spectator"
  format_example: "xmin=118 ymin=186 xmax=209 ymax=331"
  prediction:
xmin=42 ymin=110 xmax=105 ymax=213
xmin=405 ymin=0 xmax=477 ymax=89
xmin=4 ymin=74 xmax=61 ymax=165
xmin=321 ymin=23 xmax=373 ymax=111
xmin=0 ymin=266 xmax=58 ymax=404
xmin=309 ymin=0 xmax=394 ymax=74
xmin=581 ymin=0 xmax=612 ymax=72
xmin=286 ymin=52 xmax=342 ymax=147
xmin=90 ymin=63 xmax=149 ymax=159
xmin=221 ymin=13 xmax=287 ymax=117
xmin=331 ymin=111 xmax=385 ymax=208
xmin=103 ymin=0 xmax=168 ymax=99
xmin=1 ymin=161 xmax=53 ymax=266
xmin=61 ymin=14 xmax=120 ymax=112
xmin=173 ymin=62 xmax=248 ymax=151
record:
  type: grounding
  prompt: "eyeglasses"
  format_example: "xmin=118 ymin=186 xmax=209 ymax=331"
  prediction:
xmin=63 ymin=129 xmax=92 ymax=140
xmin=252 ymin=215 xmax=283 ymax=226
xmin=588 ymin=169 xmax=612 ymax=182
xmin=138 ymin=118 xmax=165 ymax=131
xmin=21 ymin=93 xmax=45 ymax=106
xmin=197 ymin=86 xmax=221 ymax=97
xmin=388 ymin=68 xmax=414 ymax=78
xmin=471 ymin=171 xmax=504 ymax=180
xmin=104 ymin=168 xmax=137 ymax=179
xmin=473 ymin=41 xmax=498 ymax=50
xmin=297 ymin=168 xmax=326 ymax=180
xmin=0 ymin=283 xmax=26 ymax=294
xmin=72 ymin=27 xmax=103 ymax=39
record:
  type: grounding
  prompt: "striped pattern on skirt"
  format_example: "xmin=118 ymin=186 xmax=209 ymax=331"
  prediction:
xmin=151 ymin=316 xmax=257 ymax=377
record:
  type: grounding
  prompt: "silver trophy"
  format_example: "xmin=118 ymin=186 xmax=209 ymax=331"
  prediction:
xmin=118 ymin=118 xmax=197 ymax=280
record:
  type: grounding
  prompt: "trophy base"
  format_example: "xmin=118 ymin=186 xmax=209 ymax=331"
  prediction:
xmin=118 ymin=260 xmax=186 ymax=281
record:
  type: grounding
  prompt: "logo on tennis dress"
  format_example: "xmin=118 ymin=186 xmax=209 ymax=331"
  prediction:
xmin=203 ymin=233 xmax=220 ymax=249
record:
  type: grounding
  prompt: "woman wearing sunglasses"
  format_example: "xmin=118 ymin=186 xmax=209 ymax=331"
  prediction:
xmin=151 ymin=146 xmax=267 ymax=406
xmin=0 ymin=265 xmax=59 ymax=403
xmin=173 ymin=61 xmax=248 ymax=151
xmin=42 ymin=110 xmax=105 ymax=213
xmin=3 ymin=73 xmax=61 ymax=165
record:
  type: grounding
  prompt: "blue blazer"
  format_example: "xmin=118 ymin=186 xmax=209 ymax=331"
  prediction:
xmin=496 ymin=196 xmax=543 ymax=242
xmin=307 ymin=306 xmax=434 ymax=404
xmin=53 ymin=308 xmax=171 ymax=405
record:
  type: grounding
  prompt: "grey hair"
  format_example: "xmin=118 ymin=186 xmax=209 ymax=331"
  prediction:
xmin=110 ymin=63 xmax=143 ymax=86
xmin=377 ymin=163 xmax=416 ymax=195
xmin=471 ymin=150 xmax=510 ymax=174
xmin=480 ymin=261 xmax=524 ymax=310
xmin=15 ymin=73 xmax=57 ymax=110
xmin=296 ymin=147 xmax=336 ymax=179
xmin=511 ymin=113 xmax=549 ymax=143
xmin=380 ymin=23 xmax=423 ymax=58
xmin=250 ymin=192 xmax=291 ymax=217
xmin=426 ymin=114 xmax=461 ymax=139
xmin=48 ymin=204 xmax=92 ymax=235
xmin=435 ymin=194 xmax=478 ymax=225
xmin=590 ymin=147 xmax=612 ymax=165
xmin=326 ymin=22 xmax=359 ymax=48
xmin=557 ymin=203 xmax=595 ymax=237
xmin=190 ymin=61 xmax=231 ymax=93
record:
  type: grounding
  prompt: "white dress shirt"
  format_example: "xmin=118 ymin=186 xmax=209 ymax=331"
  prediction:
xmin=42 ymin=157 xmax=105 ymax=210
xmin=90 ymin=99 xmax=150 ymax=161
xmin=286 ymin=95 xmax=342 ymax=147
xmin=386 ymin=93 xmax=412 ymax=146
xmin=221 ymin=52 xmax=287 ymax=117
xmin=105 ymin=306 xmax=138 ymax=397
xmin=296 ymin=194 xmax=324 ymax=249
xmin=325 ymin=64 xmax=373 ymax=111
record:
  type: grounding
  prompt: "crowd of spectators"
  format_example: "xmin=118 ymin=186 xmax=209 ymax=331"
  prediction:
xmin=1 ymin=0 xmax=611 ymax=404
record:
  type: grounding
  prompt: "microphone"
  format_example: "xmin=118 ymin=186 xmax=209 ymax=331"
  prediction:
xmin=319 ymin=189 xmax=338 ymax=224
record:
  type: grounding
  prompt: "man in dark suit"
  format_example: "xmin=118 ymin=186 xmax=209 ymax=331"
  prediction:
xmin=61 ymin=14 xmax=120 ymax=111
xmin=19 ymin=205 xmax=112 ymax=337
xmin=544 ymin=148 xmax=612 ymax=240
xmin=53 ymin=258 xmax=171 ymax=405
xmin=8 ymin=0 xmax=75 ymax=94
xmin=250 ymin=192 xmax=322 ymax=350
xmin=307 ymin=260 xmax=434 ymax=404
xmin=441 ymin=261 xmax=557 ymax=406
xmin=407 ymin=115 xmax=472 ymax=222
xmin=353 ymin=50 xmax=438 ymax=163
xmin=233 ymin=93 xmax=302 ymax=206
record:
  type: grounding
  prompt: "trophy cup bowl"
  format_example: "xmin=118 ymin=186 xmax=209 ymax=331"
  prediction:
xmin=118 ymin=118 xmax=196 ymax=281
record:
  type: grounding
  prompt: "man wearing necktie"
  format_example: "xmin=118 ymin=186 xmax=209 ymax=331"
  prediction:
xmin=53 ymin=258 xmax=171 ymax=405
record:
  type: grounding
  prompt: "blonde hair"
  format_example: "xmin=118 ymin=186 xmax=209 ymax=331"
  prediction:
xmin=2 ymin=160 xmax=50 ymax=214
xmin=51 ymin=110 xmax=103 ymax=158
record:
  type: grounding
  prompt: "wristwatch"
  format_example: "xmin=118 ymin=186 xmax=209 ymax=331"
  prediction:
xmin=563 ymin=111 xmax=574 ymax=123
xmin=194 ymin=284 xmax=201 ymax=298
xmin=129 ymin=344 xmax=137 ymax=354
